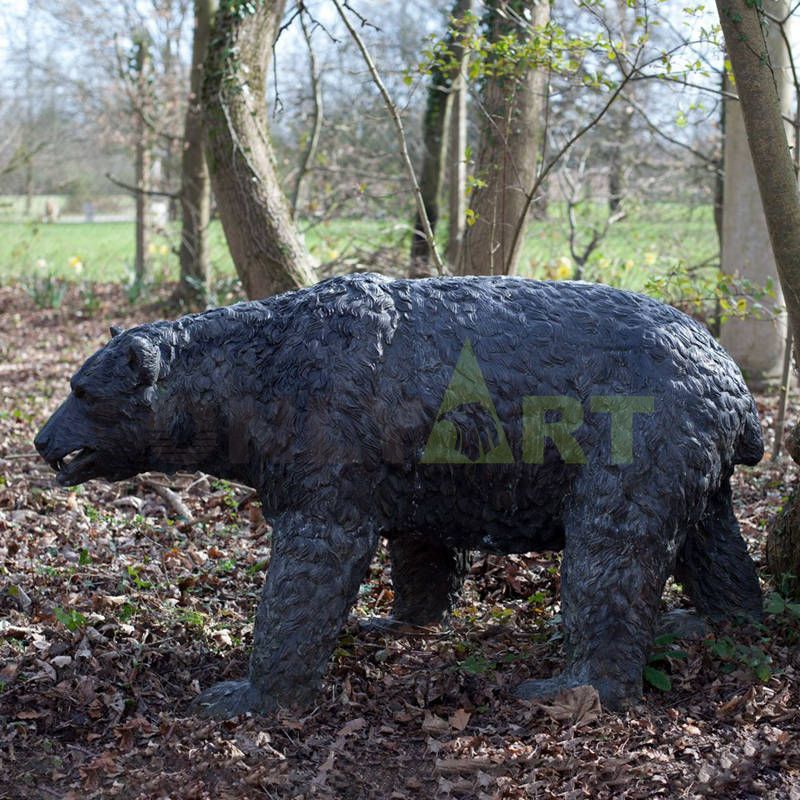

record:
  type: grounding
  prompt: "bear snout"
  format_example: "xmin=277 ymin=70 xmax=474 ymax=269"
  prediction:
xmin=35 ymin=398 xmax=88 ymax=466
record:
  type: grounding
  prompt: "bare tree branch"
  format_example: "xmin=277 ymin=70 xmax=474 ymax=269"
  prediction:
xmin=331 ymin=0 xmax=445 ymax=274
xmin=106 ymin=172 xmax=181 ymax=199
xmin=290 ymin=11 xmax=324 ymax=220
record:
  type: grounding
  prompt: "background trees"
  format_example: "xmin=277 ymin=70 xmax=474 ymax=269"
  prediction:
xmin=202 ymin=0 xmax=317 ymax=299
xmin=176 ymin=0 xmax=216 ymax=306
xmin=0 ymin=0 xmax=794 ymax=326
xmin=455 ymin=0 xmax=551 ymax=277
xmin=718 ymin=0 xmax=794 ymax=388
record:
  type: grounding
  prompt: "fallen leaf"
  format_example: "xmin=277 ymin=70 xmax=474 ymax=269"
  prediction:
xmin=422 ymin=711 xmax=450 ymax=735
xmin=448 ymin=708 xmax=471 ymax=731
xmin=435 ymin=757 xmax=495 ymax=774
xmin=337 ymin=717 xmax=367 ymax=737
xmin=538 ymin=685 xmax=602 ymax=727
xmin=15 ymin=709 xmax=49 ymax=719
xmin=211 ymin=628 xmax=232 ymax=647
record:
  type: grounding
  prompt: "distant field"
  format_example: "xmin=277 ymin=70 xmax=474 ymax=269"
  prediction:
xmin=0 ymin=197 xmax=719 ymax=294
xmin=0 ymin=193 xmax=135 ymax=223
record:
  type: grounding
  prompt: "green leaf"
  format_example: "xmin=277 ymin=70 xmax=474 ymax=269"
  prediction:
xmin=755 ymin=663 xmax=771 ymax=683
xmin=54 ymin=606 xmax=87 ymax=632
xmin=653 ymin=633 xmax=677 ymax=647
xmin=765 ymin=593 xmax=786 ymax=615
xmin=786 ymin=602 xmax=800 ymax=617
xmin=643 ymin=665 xmax=672 ymax=691
xmin=459 ymin=653 xmax=494 ymax=675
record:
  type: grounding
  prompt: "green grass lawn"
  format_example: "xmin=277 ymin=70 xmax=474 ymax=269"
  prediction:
xmin=0 ymin=200 xmax=719 ymax=297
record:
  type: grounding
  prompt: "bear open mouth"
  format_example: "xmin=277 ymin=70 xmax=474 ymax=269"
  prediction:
xmin=51 ymin=447 xmax=97 ymax=486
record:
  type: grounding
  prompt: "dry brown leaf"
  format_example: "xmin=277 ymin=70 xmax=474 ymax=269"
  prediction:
xmin=337 ymin=717 xmax=367 ymax=737
xmin=435 ymin=757 xmax=495 ymax=774
xmin=716 ymin=691 xmax=749 ymax=718
xmin=538 ymin=685 xmax=602 ymax=727
xmin=448 ymin=708 xmax=471 ymax=731
xmin=422 ymin=711 xmax=450 ymax=735
xmin=96 ymin=594 xmax=128 ymax=608
xmin=15 ymin=709 xmax=49 ymax=719
xmin=212 ymin=628 xmax=233 ymax=647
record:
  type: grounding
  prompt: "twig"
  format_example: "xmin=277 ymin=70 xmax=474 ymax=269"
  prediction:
xmin=624 ymin=93 xmax=719 ymax=167
xmin=506 ymin=70 xmax=634 ymax=271
xmin=106 ymin=172 xmax=181 ymax=200
xmin=139 ymin=477 xmax=195 ymax=522
xmin=774 ymin=328 xmax=793 ymax=459
xmin=342 ymin=1 xmax=380 ymax=31
xmin=290 ymin=12 xmax=324 ymax=219
xmin=562 ymin=149 xmax=626 ymax=278
xmin=331 ymin=0 xmax=445 ymax=275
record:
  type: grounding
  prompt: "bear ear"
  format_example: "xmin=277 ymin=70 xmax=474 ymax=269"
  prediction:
xmin=127 ymin=336 xmax=160 ymax=387
xmin=110 ymin=325 xmax=124 ymax=339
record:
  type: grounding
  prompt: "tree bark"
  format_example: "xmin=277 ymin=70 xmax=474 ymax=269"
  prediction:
xmin=410 ymin=0 xmax=472 ymax=277
xmin=719 ymin=1 xmax=791 ymax=388
xmin=715 ymin=0 xmax=800 ymax=344
xmin=606 ymin=0 xmax=635 ymax=215
xmin=607 ymin=105 xmax=630 ymax=214
xmin=446 ymin=74 xmax=468 ymax=266
xmin=716 ymin=0 xmax=800 ymax=586
xmin=176 ymin=0 xmax=216 ymax=308
xmin=134 ymin=36 xmax=151 ymax=286
xmin=456 ymin=0 xmax=550 ymax=277
xmin=203 ymin=0 xmax=316 ymax=300
xmin=713 ymin=69 xmax=726 ymax=249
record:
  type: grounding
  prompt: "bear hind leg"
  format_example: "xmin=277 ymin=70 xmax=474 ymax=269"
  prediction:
xmin=674 ymin=476 xmax=762 ymax=622
xmin=515 ymin=466 xmax=677 ymax=710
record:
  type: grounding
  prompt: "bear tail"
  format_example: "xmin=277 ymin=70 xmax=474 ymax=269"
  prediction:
xmin=733 ymin=400 xmax=764 ymax=466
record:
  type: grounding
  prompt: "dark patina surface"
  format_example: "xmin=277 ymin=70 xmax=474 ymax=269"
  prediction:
xmin=35 ymin=273 xmax=763 ymax=715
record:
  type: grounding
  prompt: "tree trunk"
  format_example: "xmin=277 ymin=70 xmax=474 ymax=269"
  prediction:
xmin=410 ymin=0 xmax=472 ymax=278
xmin=607 ymin=0 xmax=635 ymax=215
xmin=446 ymin=74 xmax=468 ymax=266
xmin=713 ymin=69 xmax=726 ymax=250
xmin=161 ymin=11 xmax=181 ymax=224
xmin=607 ymin=108 xmax=630 ymax=214
xmin=715 ymin=0 xmax=800 ymax=345
xmin=716 ymin=0 xmax=800 ymax=587
xmin=719 ymin=1 xmax=791 ymax=389
xmin=134 ymin=37 xmax=151 ymax=287
xmin=456 ymin=0 xmax=550 ymax=277
xmin=177 ymin=0 xmax=216 ymax=308
xmin=203 ymin=0 xmax=316 ymax=299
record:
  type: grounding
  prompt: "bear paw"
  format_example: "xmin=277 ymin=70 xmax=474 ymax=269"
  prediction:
xmin=357 ymin=616 xmax=444 ymax=636
xmin=188 ymin=680 xmax=274 ymax=719
xmin=515 ymin=673 xmax=639 ymax=711
xmin=513 ymin=675 xmax=579 ymax=703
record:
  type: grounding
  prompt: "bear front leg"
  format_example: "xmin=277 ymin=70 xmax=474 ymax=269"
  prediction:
xmin=515 ymin=469 xmax=676 ymax=710
xmin=190 ymin=512 xmax=378 ymax=718
xmin=362 ymin=535 xmax=469 ymax=633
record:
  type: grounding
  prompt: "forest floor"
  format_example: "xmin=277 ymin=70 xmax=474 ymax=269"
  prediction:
xmin=1 ymin=284 xmax=800 ymax=800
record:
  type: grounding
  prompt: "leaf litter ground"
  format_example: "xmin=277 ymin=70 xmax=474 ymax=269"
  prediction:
xmin=1 ymin=285 xmax=800 ymax=799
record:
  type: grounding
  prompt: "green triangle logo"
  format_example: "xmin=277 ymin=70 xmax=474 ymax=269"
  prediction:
xmin=421 ymin=340 xmax=513 ymax=464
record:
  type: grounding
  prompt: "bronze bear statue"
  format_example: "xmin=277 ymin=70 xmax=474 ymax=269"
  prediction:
xmin=35 ymin=274 xmax=763 ymax=716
